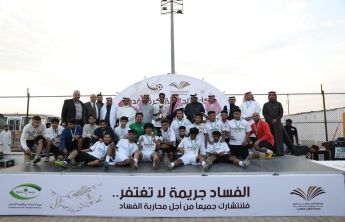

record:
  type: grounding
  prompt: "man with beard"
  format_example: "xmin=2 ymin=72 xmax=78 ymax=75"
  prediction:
xmin=223 ymin=96 xmax=239 ymax=120
xmin=262 ymin=91 xmax=284 ymax=156
xmin=184 ymin=94 xmax=205 ymax=123
xmin=250 ymin=112 xmax=274 ymax=159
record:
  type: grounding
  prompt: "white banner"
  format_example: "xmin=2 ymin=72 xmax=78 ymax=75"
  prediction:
xmin=0 ymin=174 xmax=344 ymax=217
xmin=113 ymin=74 xmax=228 ymax=108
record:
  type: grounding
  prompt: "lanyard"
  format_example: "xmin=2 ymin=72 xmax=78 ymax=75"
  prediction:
xmin=246 ymin=101 xmax=253 ymax=109
xmin=177 ymin=119 xmax=184 ymax=127
xmin=189 ymin=138 xmax=197 ymax=151
xmin=144 ymin=135 xmax=153 ymax=145
xmin=210 ymin=120 xmax=218 ymax=131
xmin=53 ymin=128 xmax=58 ymax=137
xmin=128 ymin=141 xmax=134 ymax=156
xmin=70 ymin=127 xmax=77 ymax=138
xmin=120 ymin=127 xmax=126 ymax=138
xmin=235 ymin=120 xmax=242 ymax=131
xmin=162 ymin=129 xmax=169 ymax=142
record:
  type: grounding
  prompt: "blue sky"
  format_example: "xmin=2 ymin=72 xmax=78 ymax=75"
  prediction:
xmin=0 ymin=0 xmax=344 ymax=116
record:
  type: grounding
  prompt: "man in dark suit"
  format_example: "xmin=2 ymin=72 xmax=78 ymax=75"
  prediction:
xmin=96 ymin=93 xmax=104 ymax=113
xmin=184 ymin=93 xmax=205 ymax=123
xmin=223 ymin=96 xmax=239 ymax=120
xmin=61 ymin=90 xmax=84 ymax=127
xmin=83 ymin=94 xmax=100 ymax=125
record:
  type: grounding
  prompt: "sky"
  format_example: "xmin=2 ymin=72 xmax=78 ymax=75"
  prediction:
xmin=0 ymin=0 xmax=344 ymax=116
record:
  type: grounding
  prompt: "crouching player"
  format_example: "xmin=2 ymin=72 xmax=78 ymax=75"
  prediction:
xmin=250 ymin=112 xmax=274 ymax=159
xmin=55 ymin=133 xmax=114 ymax=168
xmin=203 ymin=131 xmax=251 ymax=171
xmin=137 ymin=123 xmax=161 ymax=169
xmin=164 ymin=127 xmax=206 ymax=170
xmin=104 ymin=129 xmax=140 ymax=169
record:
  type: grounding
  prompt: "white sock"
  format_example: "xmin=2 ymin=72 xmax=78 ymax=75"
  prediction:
xmin=105 ymin=156 xmax=110 ymax=162
xmin=239 ymin=161 xmax=243 ymax=166
xmin=171 ymin=162 xmax=175 ymax=167
xmin=201 ymin=161 xmax=206 ymax=166
xmin=266 ymin=150 xmax=273 ymax=154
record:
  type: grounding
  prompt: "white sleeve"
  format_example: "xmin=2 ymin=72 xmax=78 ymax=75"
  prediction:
xmin=177 ymin=138 xmax=185 ymax=148
xmin=116 ymin=108 xmax=121 ymax=120
xmin=222 ymin=142 xmax=230 ymax=153
xmin=169 ymin=130 xmax=176 ymax=142
xmin=245 ymin=122 xmax=252 ymax=133
xmin=153 ymin=104 xmax=159 ymax=115
xmin=239 ymin=103 xmax=245 ymax=118
xmin=137 ymin=135 xmax=144 ymax=145
xmin=20 ymin=125 xmax=29 ymax=150
xmin=199 ymin=140 xmax=206 ymax=155
xmin=133 ymin=143 xmax=139 ymax=152
xmin=44 ymin=128 xmax=52 ymax=140
xmin=116 ymin=139 xmax=124 ymax=147
xmin=224 ymin=122 xmax=230 ymax=132
xmin=203 ymin=124 xmax=208 ymax=134
xmin=82 ymin=125 xmax=87 ymax=138
xmin=185 ymin=119 xmax=192 ymax=126
xmin=254 ymin=101 xmax=261 ymax=113
xmin=8 ymin=132 xmax=12 ymax=145
xmin=90 ymin=142 xmax=98 ymax=151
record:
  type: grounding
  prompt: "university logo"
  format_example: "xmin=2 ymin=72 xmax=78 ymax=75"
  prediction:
xmin=9 ymin=183 xmax=42 ymax=200
xmin=290 ymin=186 xmax=325 ymax=201
xmin=147 ymin=83 xmax=163 ymax=91
xmin=169 ymin=81 xmax=190 ymax=89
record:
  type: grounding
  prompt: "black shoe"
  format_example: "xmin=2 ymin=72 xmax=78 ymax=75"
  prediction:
xmin=104 ymin=162 xmax=109 ymax=170
xmin=33 ymin=158 xmax=41 ymax=164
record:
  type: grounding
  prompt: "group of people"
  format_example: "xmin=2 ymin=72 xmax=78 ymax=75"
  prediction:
xmin=19 ymin=90 xmax=299 ymax=171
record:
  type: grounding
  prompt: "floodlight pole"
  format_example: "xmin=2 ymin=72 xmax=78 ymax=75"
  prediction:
xmin=170 ymin=0 xmax=175 ymax=74
xmin=161 ymin=0 xmax=183 ymax=74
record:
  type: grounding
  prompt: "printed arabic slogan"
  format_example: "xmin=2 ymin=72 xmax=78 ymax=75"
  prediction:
xmin=115 ymin=186 xmax=251 ymax=213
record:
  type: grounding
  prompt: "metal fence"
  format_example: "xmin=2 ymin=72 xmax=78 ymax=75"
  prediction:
xmin=1 ymin=90 xmax=345 ymax=149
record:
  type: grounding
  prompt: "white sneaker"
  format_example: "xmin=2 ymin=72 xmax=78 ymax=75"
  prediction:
xmin=164 ymin=156 xmax=173 ymax=170
xmin=242 ymin=155 xmax=251 ymax=168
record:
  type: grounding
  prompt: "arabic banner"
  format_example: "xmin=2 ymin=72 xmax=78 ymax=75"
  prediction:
xmin=0 ymin=174 xmax=344 ymax=217
xmin=113 ymin=74 xmax=228 ymax=108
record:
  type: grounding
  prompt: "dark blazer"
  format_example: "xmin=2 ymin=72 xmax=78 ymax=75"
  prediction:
xmin=61 ymin=99 xmax=84 ymax=125
xmin=83 ymin=101 xmax=99 ymax=123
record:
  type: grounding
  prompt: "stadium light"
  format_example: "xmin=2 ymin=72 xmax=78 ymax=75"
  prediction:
xmin=161 ymin=0 xmax=184 ymax=74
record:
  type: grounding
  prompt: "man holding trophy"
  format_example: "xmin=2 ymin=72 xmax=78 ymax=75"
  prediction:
xmin=153 ymin=93 xmax=169 ymax=136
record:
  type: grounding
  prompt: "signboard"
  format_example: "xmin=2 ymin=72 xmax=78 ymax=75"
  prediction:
xmin=113 ymin=74 xmax=228 ymax=108
xmin=0 ymin=174 xmax=344 ymax=217
xmin=335 ymin=147 xmax=345 ymax=159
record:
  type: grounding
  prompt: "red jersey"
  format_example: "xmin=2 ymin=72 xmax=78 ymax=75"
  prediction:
xmin=250 ymin=120 xmax=274 ymax=146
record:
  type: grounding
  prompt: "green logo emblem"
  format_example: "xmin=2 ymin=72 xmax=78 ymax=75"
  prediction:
xmin=290 ymin=186 xmax=325 ymax=201
xmin=9 ymin=183 xmax=42 ymax=200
